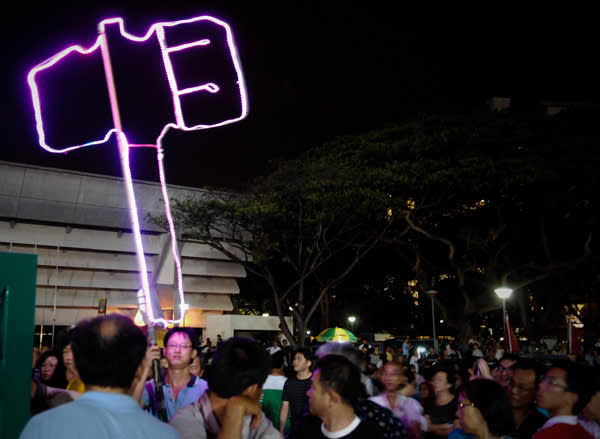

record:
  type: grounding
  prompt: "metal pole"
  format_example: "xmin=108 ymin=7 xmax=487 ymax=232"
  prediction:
xmin=431 ymin=295 xmax=438 ymax=354
xmin=502 ymin=299 xmax=506 ymax=345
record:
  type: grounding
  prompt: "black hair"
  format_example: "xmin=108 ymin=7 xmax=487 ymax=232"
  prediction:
xmin=270 ymin=350 xmax=285 ymax=369
xmin=293 ymin=347 xmax=314 ymax=366
xmin=431 ymin=361 xmax=457 ymax=387
xmin=315 ymin=342 xmax=360 ymax=368
xmin=163 ymin=327 xmax=196 ymax=351
xmin=36 ymin=350 xmax=67 ymax=388
xmin=550 ymin=359 xmax=594 ymax=414
xmin=458 ymin=378 xmax=515 ymax=437
xmin=71 ymin=314 xmax=147 ymax=389
xmin=315 ymin=354 xmax=362 ymax=406
xmin=401 ymin=366 xmax=416 ymax=384
xmin=499 ymin=353 xmax=520 ymax=364
xmin=59 ymin=328 xmax=76 ymax=352
xmin=512 ymin=358 xmax=545 ymax=382
xmin=206 ymin=336 xmax=271 ymax=398
xmin=36 ymin=350 xmax=59 ymax=371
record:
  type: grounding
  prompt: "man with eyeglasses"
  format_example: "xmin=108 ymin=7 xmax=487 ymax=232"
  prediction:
xmin=508 ymin=359 xmax=548 ymax=439
xmin=533 ymin=360 xmax=593 ymax=439
xmin=132 ymin=327 xmax=208 ymax=421
xmin=495 ymin=353 xmax=519 ymax=390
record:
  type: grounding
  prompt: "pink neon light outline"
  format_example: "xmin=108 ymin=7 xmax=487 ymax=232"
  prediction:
xmin=27 ymin=15 xmax=248 ymax=153
xmin=27 ymin=15 xmax=249 ymax=326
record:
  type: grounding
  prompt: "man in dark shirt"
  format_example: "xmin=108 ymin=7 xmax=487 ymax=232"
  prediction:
xmin=280 ymin=347 xmax=313 ymax=438
xmin=293 ymin=342 xmax=407 ymax=439
xmin=508 ymin=359 xmax=548 ymax=439
xmin=297 ymin=355 xmax=384 ymax=439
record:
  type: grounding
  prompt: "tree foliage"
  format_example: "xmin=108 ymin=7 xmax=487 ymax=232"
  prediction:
xmin=167 ymin=147 xmax=403 ymax=347
xmin=164 ymin=107 xmax=600 ymax=341
xmin=327 ymin=108 xmax=599 ymax=338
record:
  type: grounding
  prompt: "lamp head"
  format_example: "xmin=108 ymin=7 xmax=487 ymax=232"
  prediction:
xmin=494 ymin=287 xmax=513 ymax=299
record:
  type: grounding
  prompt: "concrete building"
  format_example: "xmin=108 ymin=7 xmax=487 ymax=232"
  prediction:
xmin=0 ymin=161 xmax=291 ymax=342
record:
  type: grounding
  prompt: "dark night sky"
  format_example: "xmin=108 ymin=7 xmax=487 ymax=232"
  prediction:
xmin=2 ymin=2 xmax=599 ymax=189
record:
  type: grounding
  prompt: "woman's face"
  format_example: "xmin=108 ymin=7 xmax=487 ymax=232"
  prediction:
xmin=431 ymin=371 xmax=451 ymax=393
xmin=40 ymin=355 xmax=58 ymax=380
xmin=62 ymin=344 xmax=75 ymax=371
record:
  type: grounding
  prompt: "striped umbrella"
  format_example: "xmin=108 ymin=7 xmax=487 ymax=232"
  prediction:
xmin=315 ymin=327 xmax=357 ymax=343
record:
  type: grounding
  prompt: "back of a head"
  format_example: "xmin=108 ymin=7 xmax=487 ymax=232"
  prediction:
xmin=71 ymin=314 xmax=147 ymax=389
xmin=459 ymin=378 xmax=515 ymax=436
xmin=315 ymin=342 xmax=360 ymax=368
xmin=270 ymin=350 xmax=285 ymax=369
xmin=500 ymin=353 xmax=520 ymax=364
xmin=206 ymin=336 xmax=271 ymax=398
xmin=315 ymin=354 xmax=362 ymax=406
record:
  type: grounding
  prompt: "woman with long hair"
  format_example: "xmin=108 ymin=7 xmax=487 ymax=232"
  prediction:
xmin=35 ymin=350 xmax=67 ymax=388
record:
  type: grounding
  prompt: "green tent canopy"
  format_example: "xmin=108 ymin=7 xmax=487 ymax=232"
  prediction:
xmin=315 ymin=326 xmax=357 ymax=343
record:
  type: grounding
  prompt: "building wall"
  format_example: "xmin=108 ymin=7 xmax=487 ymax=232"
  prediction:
xmin=0 ymin=161 xmax=245 ymax=328
xmin=206 ymin=315 xmax=294 ymax=342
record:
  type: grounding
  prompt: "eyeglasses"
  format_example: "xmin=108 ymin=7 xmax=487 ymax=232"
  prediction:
xmin=508 ymin=380 xmax=536 ymax=393
xmin=458 ymin=401 xmax=475 ymax=409
xmin=541 ymin=377 xmax=569 ymax=391
xmin=166 ymin=343 xmax=192 ymax=350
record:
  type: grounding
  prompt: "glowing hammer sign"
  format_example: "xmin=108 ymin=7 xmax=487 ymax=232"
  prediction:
xmin=27 ymin=16 xmax=249 ymax=327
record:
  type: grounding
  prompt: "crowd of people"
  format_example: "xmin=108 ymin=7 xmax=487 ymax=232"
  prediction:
xmin=22 ymin=320 xmax=600 ymax=439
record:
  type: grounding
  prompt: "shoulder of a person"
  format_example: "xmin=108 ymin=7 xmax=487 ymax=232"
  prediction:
xmin=146 ymin=415 xmax=181 ymax=438
xmin=357 ymin=419 xmax=386 ymax=438
xmin=248 ymin=412 xmax=281 ymax=439
xmin=192 ymin=376 xmax=208 ymax=386
xmin=170 ymin=401 xmax=203 ymax=423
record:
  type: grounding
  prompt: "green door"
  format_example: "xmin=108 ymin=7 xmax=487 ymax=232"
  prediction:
xmin=0 ymin=252 xmax=37 ymax=439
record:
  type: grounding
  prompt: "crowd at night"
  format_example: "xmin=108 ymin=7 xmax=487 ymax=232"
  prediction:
xmin=2 ymin=2 xmax=599 ymax=439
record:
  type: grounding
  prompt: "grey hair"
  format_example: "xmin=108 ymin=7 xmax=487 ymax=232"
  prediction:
xmin=315 ymin=342 xmax=361 ymax=368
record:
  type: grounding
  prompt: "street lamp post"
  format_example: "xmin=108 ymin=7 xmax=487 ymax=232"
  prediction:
xmin=495 ymin=287 xmax=513 ymax=342
xmin=426 ymin=290 xmax=439 ymax=354
xmin=348 ymin=315 xmax=356 ymax=333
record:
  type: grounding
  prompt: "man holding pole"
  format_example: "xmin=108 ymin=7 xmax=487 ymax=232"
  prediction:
xmin=131 ymin=327 xmax=208 ymax=422
xmin=20 ymin=314 xmax=179 ymax=439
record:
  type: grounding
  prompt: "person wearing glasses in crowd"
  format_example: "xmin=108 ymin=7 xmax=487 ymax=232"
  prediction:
xmin=455 ymin=378 xmax=515 ymax=439
xmin=533 ymin=360 xmax=593 ymax=439
xmin=20 ymin=315 xmax=179 ymax=439
xmin=508 ymin=359 xmax=548 ymax=439
xmin=170 ymin=336 xmax=279 ymax=439
xmin=132 ymin=327 xmax=208 ymax=421
xmin=495 ymin=353 xmax=518 ymax=391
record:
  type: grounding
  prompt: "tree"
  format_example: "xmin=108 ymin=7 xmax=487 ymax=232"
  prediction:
xmin=166 ymin=154 xmax=405 ymax=347
xmin=327 ymin=108 xmax=599 ymax=339
xmin=162 ymin=107 xmax=599 ymax=340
